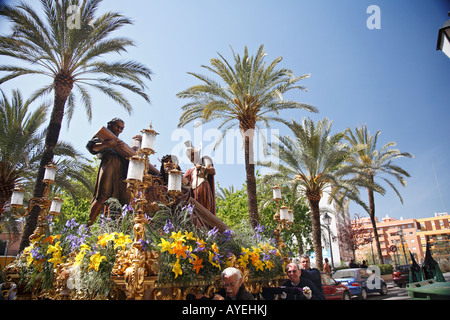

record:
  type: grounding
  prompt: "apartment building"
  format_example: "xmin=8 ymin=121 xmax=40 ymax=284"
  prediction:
xmin=416 ymin=213 xmax=450 ymax=262
xmin=354 ymin=212 xmax=450 ymax=265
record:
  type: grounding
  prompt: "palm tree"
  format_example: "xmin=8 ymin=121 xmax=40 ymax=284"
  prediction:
xmin=0 ymin=89 xmax=94 ymax=215
xmin=262 ymin=118 xmax=367 ymax=271
xmin=0 ymin=89 xmax=48 ymax=214
xmin=177 ymin=44 xmax=317 ymax=229
xmin=0 ymin=0 xmax=151 ymax=251
xmin=345 ymin=125 xmax=413 ymax=264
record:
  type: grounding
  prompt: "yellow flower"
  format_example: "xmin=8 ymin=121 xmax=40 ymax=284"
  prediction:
xmin=254 ymin=259 xmax=265 ymax=271
xmin=48 ymin=251 xmax=64 ymax=267
xmin=74 ymin=244 xmax=90 ymax=267
xmin=30 ymin=235 xmax=44 ymax=244
xmin=113 ymin=233 xmax=132 ymax=249
xmin=226 ymin=254 xmax=236 ymax=268
xmin=170 ymin=231 xmax=185 ymax=243
xmin=158 ymin=238 xmax=173 ymax=254
xmin=97 ymin=233 xmax=115 ymax=247
xmin=26 ymin=253 xmax=34 ymax=267
xmin=265 ymin=260 xmax=275 ymax=270
xmin=208 ymin=251 xmax=221 ymax=270
xmin=47 ymin=241 xmax=62 ymax=255
xmin=237 ymin=248 xmax=250 ymax=268
xmin=74 ymin=251 xmax=85 ymax=267
xmin=80 ymin=243 xmax=91 ymax=252
xmin=89 ymin=252 xmax=107 ymax=271
xmin=184 ymin=231 xmax=195 ymax=241
xmin=211 ymin=243 xmax=219 ymax=253
xmin=171 ymin=258 xmax=183 ymax=278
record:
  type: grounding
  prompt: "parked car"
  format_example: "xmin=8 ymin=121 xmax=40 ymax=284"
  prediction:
xmin=392 ymin=264 xmax=411 ymax=287
xmin=321 ymin=272 xmax=352 ymax=300
xmin=333 ymin=268 xmax=388 ymax=300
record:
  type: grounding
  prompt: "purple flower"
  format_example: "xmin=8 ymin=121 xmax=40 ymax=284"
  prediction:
xmin=182 ymin=203 xmax=195 ymax=215
xmin=222 ymin=229 xmax=233 ymax=242
xmin=207 ymin=226 xmax=219 ymax=238
xmin=31 ymin=248 xmax=44 ymax=260
xmin=163 ymin=219 xmax=174 ymax=234
xmin=139 ymin=239 xmax=152 ymax=250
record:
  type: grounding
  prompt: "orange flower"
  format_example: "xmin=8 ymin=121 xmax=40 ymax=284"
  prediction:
xmin=192 ymin=257 xmax=204 ymax=274
xmin=171 ymin=241 xmax=188 ymax=259
xmin=42 ymin=234 xmax=61 ymax=245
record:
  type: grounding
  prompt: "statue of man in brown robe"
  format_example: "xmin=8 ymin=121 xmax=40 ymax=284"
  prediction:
xmin=86 ymin=118 xmax=130 ymax=224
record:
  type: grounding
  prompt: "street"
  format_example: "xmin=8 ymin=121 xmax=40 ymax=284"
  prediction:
xmin=351 ymin=272 xmax=450 ymax=300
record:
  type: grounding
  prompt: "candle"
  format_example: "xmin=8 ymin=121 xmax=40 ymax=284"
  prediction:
xmin=168 ymin=169 xmax=182 ymax=192
xmin=11 ymin=187 xmax=25 ymax=206
xmin=127 ymin=156 xmax=145 ymax=181
xmin=141 ymin=124 xmax=158 ymax=151
xmin=272 ymin=185 xmax=281 ymax=201
xmin=49 ymin=197 xmax=63 ymax=214
xmin=131 ymin=135 xmax=142 ymax=149
xmin=43 ymin=164 xmax=57 ymax=182
xmin=288 ymin=209 xmax=294 ymax=223
xmin=280 ymin=205 xmax=289 ymax=221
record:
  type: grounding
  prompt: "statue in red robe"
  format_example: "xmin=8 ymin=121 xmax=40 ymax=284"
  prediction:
xmin=183 ymin=143 xmax=216 ymax=215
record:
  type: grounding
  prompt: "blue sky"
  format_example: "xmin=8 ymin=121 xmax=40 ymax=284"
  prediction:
xmin=1 ymin=0 xmax=449 ymax=221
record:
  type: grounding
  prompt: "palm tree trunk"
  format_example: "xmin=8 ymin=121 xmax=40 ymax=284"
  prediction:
xmin=309 ymin=197 xmax=323 ymax=271
xmin=19 ymin=77 xmax=72 ymax=251
xmin=367 ymin=175 xmax=384 ymax=264
xmin=243 ymin=129 xmax=259 ymax=229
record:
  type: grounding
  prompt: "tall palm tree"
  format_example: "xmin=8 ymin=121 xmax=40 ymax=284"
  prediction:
xmin=0 ymin=0 xmax=152 ymax=251
xmin=262 ymin=118 xmax=368 ymax=271
xmin=0 ymin=89 xmax=94 ymax=216
xmin=345 ymin=125 xmax=413 ymax=264
xmin=0 ymin=89 xmax=48 ymax=215
xmin=177 ymin=44 xmax=317 ymax=229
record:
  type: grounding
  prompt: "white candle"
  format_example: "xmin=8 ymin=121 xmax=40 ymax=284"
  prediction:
xmin=127 ymin=156 xmax=145 ymax=181
xmin=49 ymin=197 xmax=63 ymax=214
xmin=272 ymin=186 xmax=281 ymax=200
xmin=288 ymin=209 xmax=294 ymax=223
xmin=43 ymin=164 xmax=57 ymax=182
xmin=11 ymin=187 xmax=25 ymax=206
xmin=141 ymin=125 xmax=158 ymax=151
xmin=280 ymin=206 xmax=289 ymax=221
xmin=168 ymin=169 xmax=182 ymax=192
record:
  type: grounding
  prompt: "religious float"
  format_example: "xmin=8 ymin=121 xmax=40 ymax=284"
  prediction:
xmin=3 ymin=125 xmax=292 ymax=300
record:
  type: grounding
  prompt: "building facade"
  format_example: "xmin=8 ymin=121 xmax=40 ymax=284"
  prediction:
xmin=354 ymin=213 xmax=450 ymax=265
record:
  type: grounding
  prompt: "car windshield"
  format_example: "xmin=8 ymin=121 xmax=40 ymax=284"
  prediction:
xmin=321 ymin=273 xmax=337 ymax=286
xmin=333 ymin=270 xmax=355 ymax=279
xmin=395 ymin=265 xmax=410 ymax=272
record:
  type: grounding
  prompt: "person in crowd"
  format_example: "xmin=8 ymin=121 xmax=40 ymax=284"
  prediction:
xmin=299 ymin=254 xmax=326 ymax=300
xmin=323 ymin=258 xmax=331 ymax=274
xmin=280 ymin=263 xmax=322 ymax=300
xmin=192 ymin=267 xmax=254 ymax=300
xmin=349 ymin=258 xmax=359 ymax=268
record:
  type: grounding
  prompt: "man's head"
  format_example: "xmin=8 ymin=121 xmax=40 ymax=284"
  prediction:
xmin=285 ymin=263 xmax=301 ymax=283
xmin=221 ymin=267 xmax=243 ymax=298
xmin=107 ymin=118 xmax=124 ymax=136
xmin=299 ymin=254 xmax=311 ymax=270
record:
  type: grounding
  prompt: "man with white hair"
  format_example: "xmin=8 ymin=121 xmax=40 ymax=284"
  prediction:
xmin=212 ymin=267 xmax=255 ymax=300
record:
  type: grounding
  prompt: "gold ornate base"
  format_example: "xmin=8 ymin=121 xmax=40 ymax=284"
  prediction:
xmin=110 ymin=276 xmax=286 ymax=300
